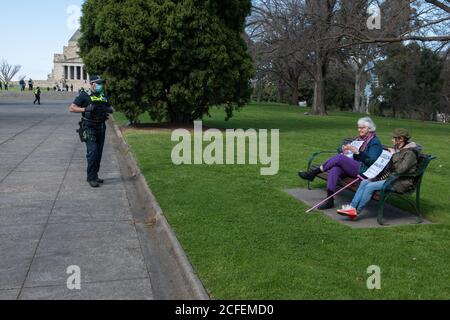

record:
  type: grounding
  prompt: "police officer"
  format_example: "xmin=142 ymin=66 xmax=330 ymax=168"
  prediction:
xmin=33 ymin=87 xmax=41 ymax=105
xmin=69 ymin=75 xmax=114 ymax=188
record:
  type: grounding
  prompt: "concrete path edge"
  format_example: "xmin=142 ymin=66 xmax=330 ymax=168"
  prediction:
xmin=109 ymin=118 xmax=210 ymax=300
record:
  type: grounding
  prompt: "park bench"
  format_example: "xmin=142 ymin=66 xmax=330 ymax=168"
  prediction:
xmin=305 ymin=145 xmax=436 ymax=225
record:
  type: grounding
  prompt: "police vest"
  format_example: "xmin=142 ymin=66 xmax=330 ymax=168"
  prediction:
xmin=83 ymin=93 xmax=110 ymax=123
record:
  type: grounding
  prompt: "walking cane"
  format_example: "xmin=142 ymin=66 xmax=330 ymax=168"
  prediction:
xmin=305 ymin=177 xmax=362 ymax=213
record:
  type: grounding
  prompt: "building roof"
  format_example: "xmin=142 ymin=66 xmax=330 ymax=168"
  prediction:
xmin=69 ymin=29 xmax=81 ymax=42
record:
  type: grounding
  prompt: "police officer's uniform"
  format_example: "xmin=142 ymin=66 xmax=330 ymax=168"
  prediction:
xmin=33 ymin=87 xmax=41 ymax=105
xmin=73 ymin=76 xmax=113 ymax=186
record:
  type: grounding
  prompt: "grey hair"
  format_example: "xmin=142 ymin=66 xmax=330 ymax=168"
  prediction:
xmin=358 ymin=117 xmax=377 ymax=132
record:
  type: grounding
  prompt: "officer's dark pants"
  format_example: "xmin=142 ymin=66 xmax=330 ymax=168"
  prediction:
xmin=85 ymin=123 xmax=106 ymax=182
xmin=33 ymin=95 xmax=40 ymax=104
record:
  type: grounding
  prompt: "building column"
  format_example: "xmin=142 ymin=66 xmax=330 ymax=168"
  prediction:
xmin=76 ymin=66 xmax=81 ymax=80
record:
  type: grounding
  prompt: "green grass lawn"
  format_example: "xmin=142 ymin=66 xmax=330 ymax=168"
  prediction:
xmin=114 ymin=103 xmax=450 ymax=299
xmin=0 ymin=86 xmax=21 ymax=92
xmin=1 ymin=86 xmax=37 ymax=92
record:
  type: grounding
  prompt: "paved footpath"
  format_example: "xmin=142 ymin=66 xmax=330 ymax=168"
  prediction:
xmin=0 ymin=99 xmax=154 ymax=300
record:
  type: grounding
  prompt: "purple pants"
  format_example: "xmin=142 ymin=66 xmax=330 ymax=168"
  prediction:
xmin=322 ymin=154 xmax=361 ymax=192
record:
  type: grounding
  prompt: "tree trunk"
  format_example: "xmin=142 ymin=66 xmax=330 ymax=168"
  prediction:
xmin=277 ymin=81 xmax=282 ymax=103
xmin=257 ymin=80 xmax=263 ymax=103
xmin=354 ymin=67 xmax=364 ymax=113
xmin=168 ymin=105 xmax=193 ymax=124
xmin=365 ymin=96 xmax=370 ymax=114
xmin=290 ymin=79 xmax=299 ymax=106
xmin=431 ymin=111 xmax=438 ymax=122
xmin=311 ymin=59 xmax=327 ymax=115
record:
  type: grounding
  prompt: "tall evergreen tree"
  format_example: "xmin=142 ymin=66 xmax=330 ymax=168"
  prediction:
xmin=79 ymin=0 xmax=254 ymax=124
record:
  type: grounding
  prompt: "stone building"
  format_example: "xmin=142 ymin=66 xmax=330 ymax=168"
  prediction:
xmin=47 ymin=29 xmax=89 ymax=91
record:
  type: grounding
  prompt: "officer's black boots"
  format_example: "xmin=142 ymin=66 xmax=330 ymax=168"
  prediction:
xmin=88 ymin=180 xmax=100 ymax=188
xmin=88 ymin=179 xmax=104 ymax=187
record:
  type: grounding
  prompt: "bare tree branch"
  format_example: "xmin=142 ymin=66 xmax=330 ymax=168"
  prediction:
xmin=0 ymin=60 xmax=22 ymax=83
xmin=425 ymin=0 xmax=450 ymax=13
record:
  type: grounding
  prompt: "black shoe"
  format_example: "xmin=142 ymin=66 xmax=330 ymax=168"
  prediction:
xmin=318 ymin=198 xmax=335 ymax=210
xmin=96 ymin=178 xmax=104 ymax=184
xmin=298 ymin=167 xmax=322 ymax=182
xmin=318 ymin=190 xmax=335 ymax=210
xmin=88 ymin=180 xmax=100 ymax=188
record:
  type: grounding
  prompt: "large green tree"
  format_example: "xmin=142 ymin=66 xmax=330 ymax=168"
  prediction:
xmin=79 ymin=0 xmax=254 ymax=124
xmin=373 ymin=43 xmax=445 ymax=120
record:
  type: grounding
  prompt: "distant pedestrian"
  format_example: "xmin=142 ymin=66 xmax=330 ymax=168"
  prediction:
xmin=33 ymin=87 xmax=41 ymax=105
xmin=19 ymin=79 xmax=26 ymax=91
xmin=0 ymin=82 xmax=3 ymax=90
xmin=65 ymin=84 xmax=69 ymax=92
xmin=28 ymin=78 xmax=34 ymax=91
xmin=4 ymin=82 xmax=8 ymax=90
xmin=70 ymin=84 xmax=74 ymax=92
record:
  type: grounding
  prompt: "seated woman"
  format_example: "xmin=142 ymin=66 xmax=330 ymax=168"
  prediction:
xmin=299 ymin=117 xmax=383 ymax=210
xmin=337 ymin=128 xmax=420 ymax=219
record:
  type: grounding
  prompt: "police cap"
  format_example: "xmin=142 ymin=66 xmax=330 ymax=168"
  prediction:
xmin=89 ymin=75 xmax=106 ymax=85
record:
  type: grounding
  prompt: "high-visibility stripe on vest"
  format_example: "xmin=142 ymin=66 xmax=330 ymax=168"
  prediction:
xmin=90 ymin=94 xmax=107 ymax=103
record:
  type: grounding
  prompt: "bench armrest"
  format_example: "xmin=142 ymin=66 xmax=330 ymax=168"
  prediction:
xmin=381 ymin=176 xmax=398 ymax=191
xmin=381 ymin=173 xmax=418 ymax=193
xmin=307 ymin=150 xmax=338 ymax=170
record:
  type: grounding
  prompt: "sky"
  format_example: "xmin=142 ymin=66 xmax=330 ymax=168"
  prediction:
xmin=1 ymin=0 xmax=85 ymax=81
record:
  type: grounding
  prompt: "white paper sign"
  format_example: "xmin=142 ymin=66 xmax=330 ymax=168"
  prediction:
xmin=345 ymin=140 xmax=365 ymax=158
xmin=362 ymin=150 xmax=393 ymax=180
xmin=352 ymin=141 xmax=365 ymax=150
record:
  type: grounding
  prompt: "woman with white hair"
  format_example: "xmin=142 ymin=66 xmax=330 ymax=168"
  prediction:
xmin=299 ymin=117 xmax=383 ymax=210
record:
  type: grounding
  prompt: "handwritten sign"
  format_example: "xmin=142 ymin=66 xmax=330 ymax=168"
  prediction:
xmin=362 ymin=150 xmax=393 ymax=180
